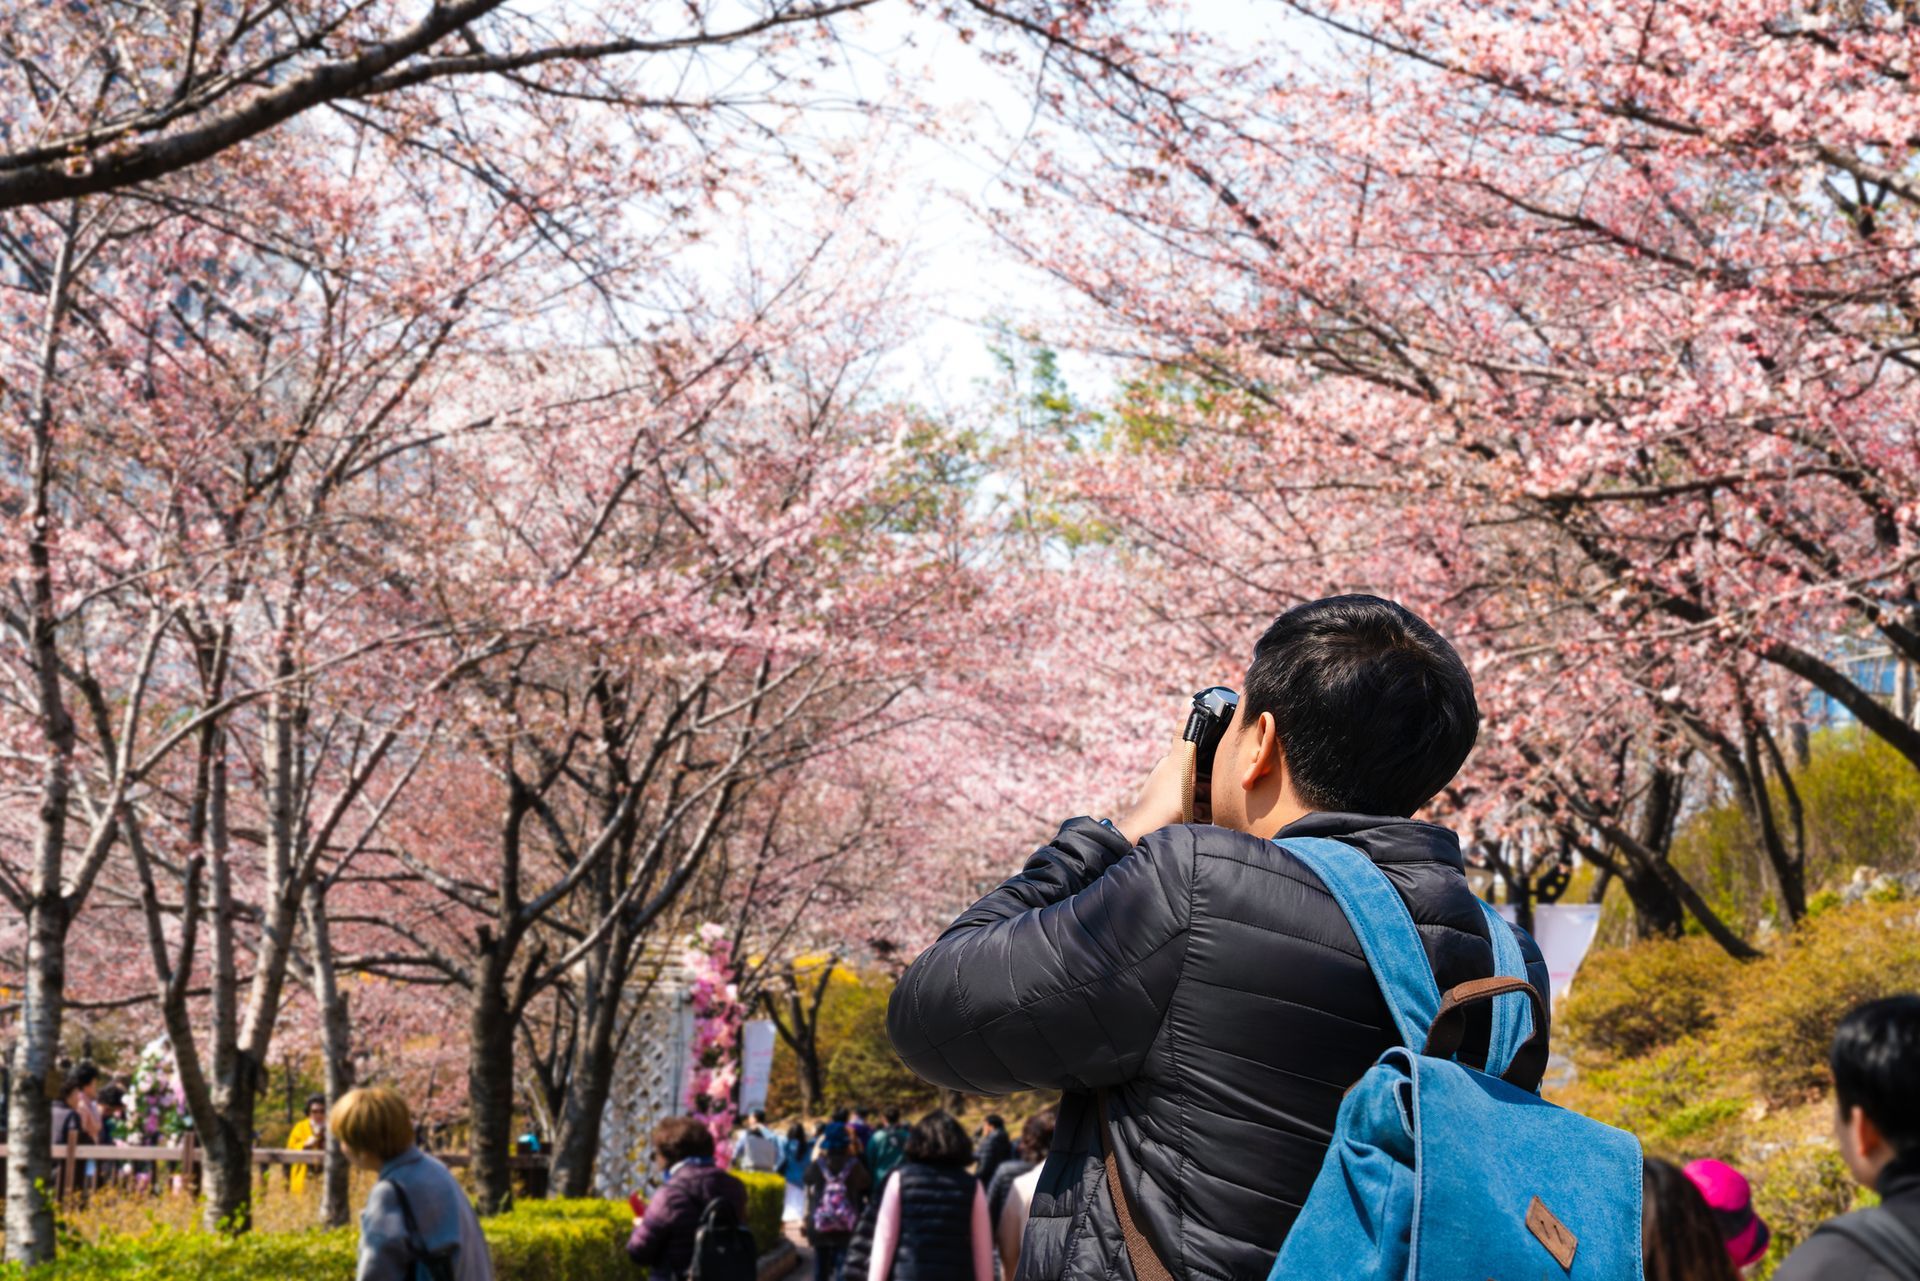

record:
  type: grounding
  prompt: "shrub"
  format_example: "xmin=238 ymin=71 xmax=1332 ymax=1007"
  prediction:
xmin=1746 ymin=1137 xmax=1864 ymax=1280
xmin=736 ymin=1170 xmax=788 ymax=1255
xmin=1556 ymin=1036 xmax=1721 ymax=1139
xmin=1 ymin=1197 xmax=637 ymax=1280
xmin=484 ymin=1201 xmax=629 ymax=1281
xmin=1718 ymin=900 xmax=1920 ymax=1102
xmin=1558 ymin=935 xmax=1738 ymax=1063
xmin=1645 ymin=1096 xmax=1747 ymax=1150
xmin=509 ymin=1198 xmax=629 ymax=1223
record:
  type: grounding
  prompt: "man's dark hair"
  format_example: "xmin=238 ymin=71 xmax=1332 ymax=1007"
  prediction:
xmin=306 ymin=1093 xmax=327 ymax=1113
xmin=1019 ymin=1109 xmax=1057 ymax=1163
xmin=1242 ymin=595 xmax=1479 ymax=817
xmin=1831 ymin=993 xmax=1920 ymax=1152
xmin=985 ymin=1113 xmax=1005 ymax=1131
xmin=831 ymin=1107 xmax=850 ymax=1124
xmin=884 ymin=1108 xmax=901 ymax=1125
xmin=651 ymin=1115 xmax=717 ymax=1165
xmin=904 ymin=1111 xmax=973 ymax=1167
xmin=750 ymin=1109 xmax=768 ymax=1126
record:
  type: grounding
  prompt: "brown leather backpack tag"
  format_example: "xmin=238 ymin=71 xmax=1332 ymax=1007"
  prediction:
xmin=1526 ymin=1196 xmax=1578 ymax=1271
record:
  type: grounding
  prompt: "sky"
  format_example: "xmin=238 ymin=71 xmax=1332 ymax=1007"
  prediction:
xmin=681 ymin=1 xmax=1326 ymax=414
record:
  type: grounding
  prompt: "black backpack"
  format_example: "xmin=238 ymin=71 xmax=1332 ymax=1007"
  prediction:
xmin=1813 ymin=1207 xmax=1920 ymax=1280
xmin=690 ymin=1196 xmax=757 ymax=1281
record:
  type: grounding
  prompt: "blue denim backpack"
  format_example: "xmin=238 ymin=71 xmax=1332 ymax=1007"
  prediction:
xmin=1266 ymin=837 xmax=1645 ymax=1281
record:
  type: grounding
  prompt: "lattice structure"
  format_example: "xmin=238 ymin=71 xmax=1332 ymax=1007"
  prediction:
xmin=594 ymin=977 xmax=693 ymax=1199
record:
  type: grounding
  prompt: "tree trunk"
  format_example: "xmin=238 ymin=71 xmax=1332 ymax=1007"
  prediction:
xmin=303 ymin=879 xmax=356 ymax=1226
xmin=548 ymin=937 xmax=629 ymax=1198
xmin=799 ymin=1050 xmax=825 ymax=1119
xmin=1618 ymin=864 xmax=1687 ymax=940
xmin=4 ymin=206 xmax=80 ymax=1270
xmin=468 ymin=965 xmax=518 ymax=1214
xmin=1508 ymin=872 xmax=1535 ymax=936
xmin=765 ymin=960 xmax=835 ymax=1121
xmin=200 ymin=1088 xmax=259 ymax=1233
xmin=548 ymin=1015 xmax=619 ymax=1197
xmin=3 ymin=893 xmax=67 ymax=1265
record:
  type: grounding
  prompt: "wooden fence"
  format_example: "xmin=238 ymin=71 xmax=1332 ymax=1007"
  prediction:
xmin=0 ymin=1136 xmax=547 ymax=1203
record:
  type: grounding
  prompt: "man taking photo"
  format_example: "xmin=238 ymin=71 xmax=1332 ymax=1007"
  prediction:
xmin=887 ymin=595 xmax=1549 ymax=1281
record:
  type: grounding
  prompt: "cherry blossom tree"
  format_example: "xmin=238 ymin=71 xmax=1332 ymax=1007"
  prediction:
xmin=0 ymin=0 xmax=884 ymax=210
xmin=954 ymin=0 xmax=1920 ymax=948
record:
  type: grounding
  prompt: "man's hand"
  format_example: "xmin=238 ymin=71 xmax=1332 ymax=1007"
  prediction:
xmin=1115 ymin=736 xmax=1195 ymax=842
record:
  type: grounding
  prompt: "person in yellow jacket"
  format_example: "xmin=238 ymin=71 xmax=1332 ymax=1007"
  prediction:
xmin=287 ymin=1094 xmax=328 ymax=1195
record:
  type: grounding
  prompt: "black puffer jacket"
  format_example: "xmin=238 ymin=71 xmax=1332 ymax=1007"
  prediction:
xmin=887 ymin=813 xmax=1550 ymax=1281
xmin=891 ymin=1163 xmax=984 ymax=1281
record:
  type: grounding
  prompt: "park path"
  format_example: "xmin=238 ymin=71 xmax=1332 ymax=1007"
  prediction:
xmin=781 ymin=1220 xmax=814 ymax=1279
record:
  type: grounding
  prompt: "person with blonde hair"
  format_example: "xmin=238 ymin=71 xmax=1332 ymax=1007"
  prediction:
xmin=332 ymin=1086 xmax=492 ymax=1281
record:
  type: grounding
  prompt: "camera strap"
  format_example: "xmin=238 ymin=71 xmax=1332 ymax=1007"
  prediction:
xmin=1096 ymin=1088 xmax=1174 ymax=1281
xmin=1174 ymin=739 xmax=1198 ymax=826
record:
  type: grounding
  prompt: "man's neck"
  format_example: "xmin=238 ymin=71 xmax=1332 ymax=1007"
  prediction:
xmin=1241 ymin=799 xmax=1315 ymax=841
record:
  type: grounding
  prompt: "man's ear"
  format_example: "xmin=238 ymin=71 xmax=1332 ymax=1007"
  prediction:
xmin=1853 ymin=1105 xmax=1889 ymax=1162
xmin=1239 ymin=711 xmax=1281 ymax=791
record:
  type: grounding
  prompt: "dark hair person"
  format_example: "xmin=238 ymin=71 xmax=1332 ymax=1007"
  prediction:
xmin=1238 ymin=595 xmax=1479 ymax=818
xmin=804 ymin=1121 xmax=872 ymax=1281
xmin=888 ymin=596 xmax=1547 ymax=1279
xmin=1642 ymin=1158 xmax=1739 ymax=1281
xmin=1773 ymin=993 xmax=1920 ymax=1281
xmin=986 ymin=1109 xmax=1056 ymax=1234
xmin=867 ymin=1111 xmax=992 ymax=1281
xmin=994 ymin=1111 xmax=1058 ymax=1279
xmin=973 ymin=1113 xmax=1012 ymax=1188
xmin=628 ymin=1115 xmax=747 ymax=1280
xmin=55 ymin=1062 xmax=101 ymax=1144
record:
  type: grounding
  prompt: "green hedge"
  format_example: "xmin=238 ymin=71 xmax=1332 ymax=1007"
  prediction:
xmin=4 ymin=1199 xmax=632 ymax=1280
xmin=737 ymin=1169 xmax=787 ymax=1255
xmin=6 ymin=1183 xmax=791 ymax=1279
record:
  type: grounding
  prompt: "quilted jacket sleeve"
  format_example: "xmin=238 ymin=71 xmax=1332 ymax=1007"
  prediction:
xmin=886 ymin=817 xmax=1195 ymax=1095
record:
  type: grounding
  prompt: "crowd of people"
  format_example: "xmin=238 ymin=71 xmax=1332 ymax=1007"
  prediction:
xmin=617 ymin=1103 xmax=1060 ymax=1281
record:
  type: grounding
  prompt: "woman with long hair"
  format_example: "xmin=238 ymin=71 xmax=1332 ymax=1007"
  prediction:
xmin=780 ymin=1122 xmax=810 ymax=1224
xmin=1642 ymin=1157 xmax=1741 ymax=1281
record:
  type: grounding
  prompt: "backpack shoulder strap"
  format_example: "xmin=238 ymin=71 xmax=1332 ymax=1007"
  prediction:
xmin=383 ymin=1177 xmax=424 ymax=1245
xmin=382 ymin=1173 xmax=459 ymax=1281
xmin=1477 ymin=901 xmax=1537 ymax=1083
xmin=1275 ymin=836 xmax=1442 ymax=1050
xmin=1816 ymin=1207 xmax=1920 ymax=1280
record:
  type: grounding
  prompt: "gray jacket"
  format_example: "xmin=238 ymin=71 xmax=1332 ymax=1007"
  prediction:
xmin=357 ymin=1148 xmax=492 ymax=1281
xmin=1774 ymin=1152 xmax=1920 ymax=1281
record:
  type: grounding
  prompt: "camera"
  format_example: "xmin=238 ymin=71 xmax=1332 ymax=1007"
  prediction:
xmin=1183 ymin=686 xmax=1240 ymax=820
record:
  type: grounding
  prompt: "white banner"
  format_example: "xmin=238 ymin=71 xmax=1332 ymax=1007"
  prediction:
xmin=738 ymin=1020 xmax=777 ymax=1115
xmin=1494 ymin=903 xmax=1603 ymax=1003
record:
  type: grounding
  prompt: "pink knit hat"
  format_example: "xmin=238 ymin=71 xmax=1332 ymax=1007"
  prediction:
xmin=1684 ymin=1159 xmax=1771 ymax=1270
